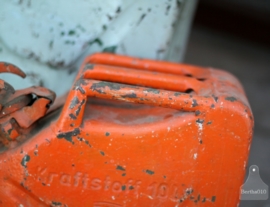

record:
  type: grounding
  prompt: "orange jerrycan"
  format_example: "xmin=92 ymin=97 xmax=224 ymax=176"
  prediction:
xmin=0 ymin=53 xmax=253 ymax=207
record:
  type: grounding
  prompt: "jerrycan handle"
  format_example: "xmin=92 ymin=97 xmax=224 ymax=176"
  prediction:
xmin=56 ymin=54 xmax=214 ymax=131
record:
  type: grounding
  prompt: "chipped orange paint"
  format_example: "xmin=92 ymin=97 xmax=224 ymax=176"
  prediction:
xmin=0 ymin=53 xmax=253 ymax=206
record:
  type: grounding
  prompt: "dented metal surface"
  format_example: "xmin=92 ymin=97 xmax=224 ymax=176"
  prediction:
xmin=0 ymin=54 xmax=253 ymax=206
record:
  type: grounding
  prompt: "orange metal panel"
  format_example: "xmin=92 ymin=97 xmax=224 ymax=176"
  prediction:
xmin=0 ymin=53 xmax=253 ymax=207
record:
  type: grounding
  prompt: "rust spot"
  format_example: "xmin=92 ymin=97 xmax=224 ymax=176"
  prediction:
xmin=57 ymin=128 xmax=80 ymax=143
xmin=77 ymin=137 xmax=83 ymax=142
xmin=196 ymin=119 xmax=204 ymax=124
xmin=69 ymin=114 xmax=76 ymax=120
xmin=186 ymin=188 xmax=193 ymax=195
xmin=21 ymin=155 xmax=30 ymax=168
xmin=91 ymin=82 xmax=123 ymax=93
xmin=116 ymin=165 xmax=125 ymax=171
xmin=69 ymin=97 xmax=79 ymax=109
xmin=77 ymin=86 xmax=85 ymax=94
xmin=75 ymin=99 xmax=86 ymax=116
xmin=85 ymin=140 xmax=91 ymax=147
xmin=174 ymin=92 xmax=182 ymax=96
xmin=212 ymin=95 xmax=218 ymax=103
xmin=121 ymin=93 xmax=137 ymax=98
xmin=192 ymin=99 xmax=198 ymax=107
xmin=225 ymin=96 xmax=237 ymax=102
xmin=144 ymin=88 xmax=160 ymax=94
xmin=51 ymin=201 xmax=62 ymax=206
xmin=144 ymin=169 xmax=154 ymax=175
xmin=84 ymin=64 xmax=94 ymax=71
xmin=73 ymin=79 xmax=88 ymax=89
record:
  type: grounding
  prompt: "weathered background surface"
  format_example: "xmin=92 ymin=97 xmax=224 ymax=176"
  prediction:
xmin=0 ymin=0 xmax=196 ymax=95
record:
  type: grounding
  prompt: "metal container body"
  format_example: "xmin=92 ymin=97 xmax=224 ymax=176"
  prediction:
xmin=0 ymin=54 xmax=253 ymax=207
